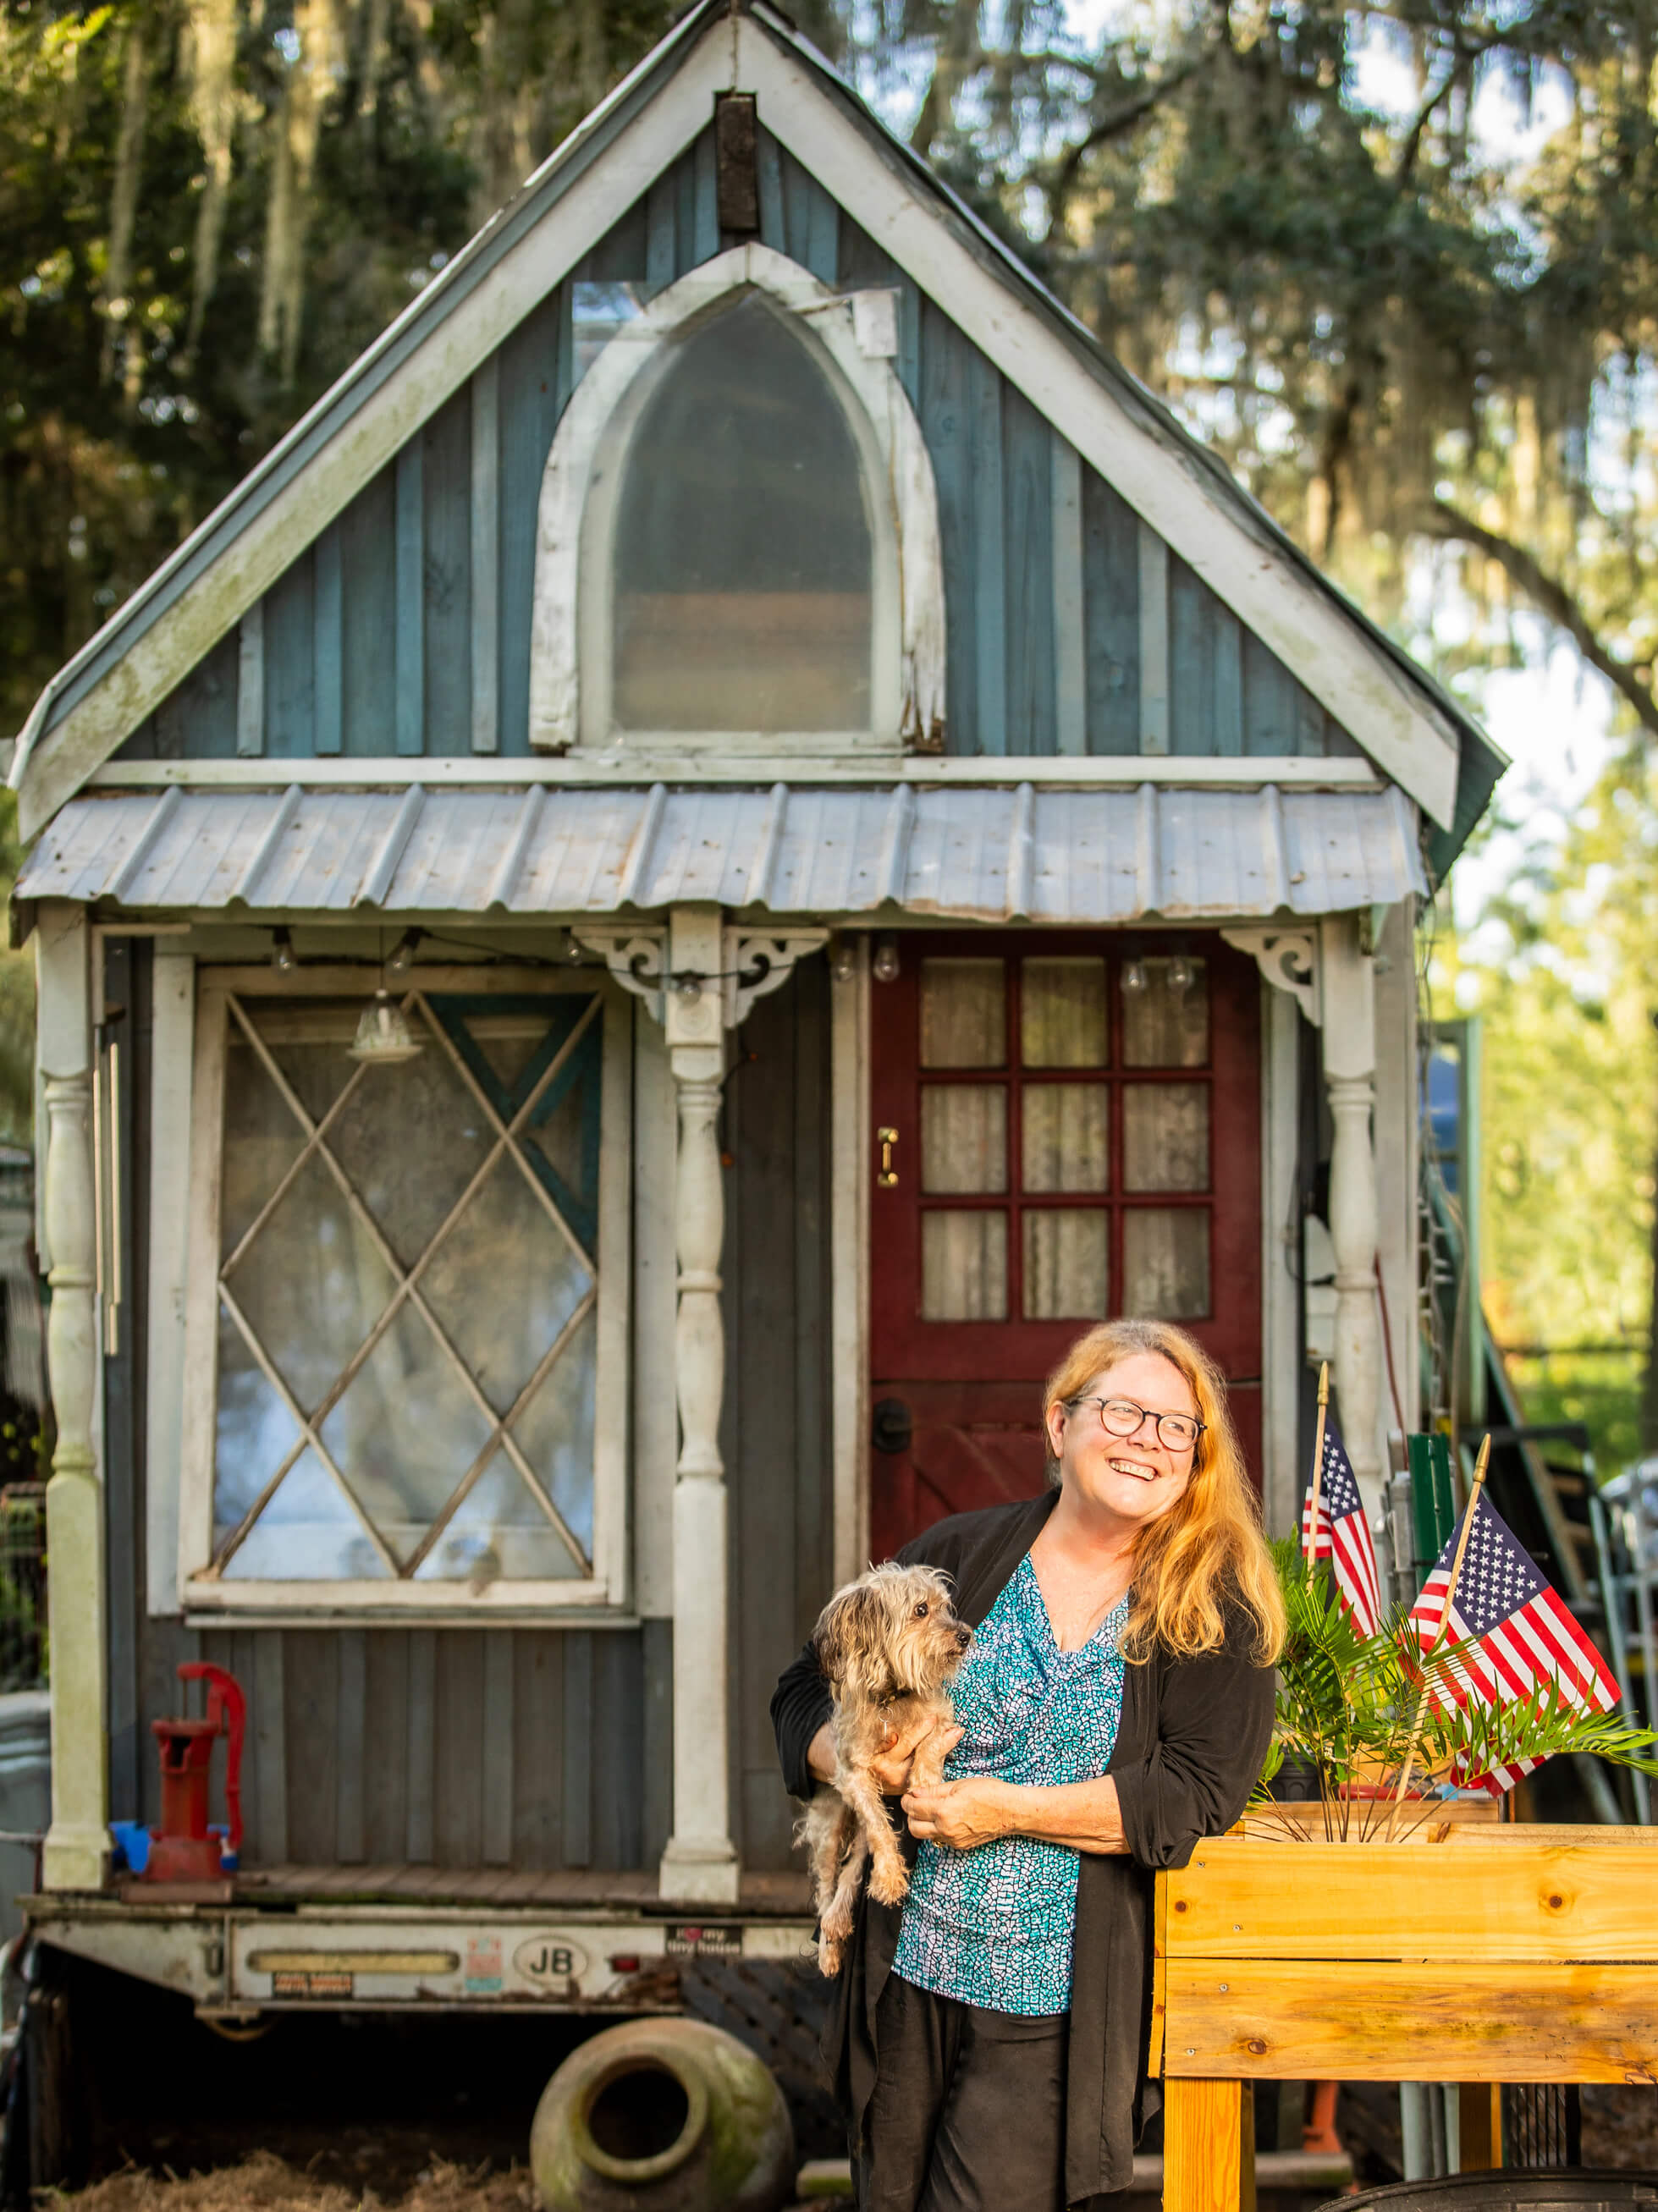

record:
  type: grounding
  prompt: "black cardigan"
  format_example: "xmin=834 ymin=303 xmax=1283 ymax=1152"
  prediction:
xmin=769 ymin=1491 xmax=1275 ymax=2212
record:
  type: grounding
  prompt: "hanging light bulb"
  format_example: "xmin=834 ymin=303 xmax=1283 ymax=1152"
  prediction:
xmin=872 ymin=933 xmax=901 ymax=984
xmin=1121 ymin=959 xmax=1148 ymax=995
xmin=829 ymin=938 xmax=857 ymax=985
xmin=270 ymin=928 xmax=295 ymax=977
xmin=349 ymin=989 xmax=423 ymax=1065
xmin=385 ymin=929 xmax=421 ymax=980
xmin=1167 ymin=953 xmax=1193 ymax=999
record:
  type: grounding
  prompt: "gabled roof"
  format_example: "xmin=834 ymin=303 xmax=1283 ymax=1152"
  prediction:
xmin=11 ymin=0 xmax=1504 ymax=866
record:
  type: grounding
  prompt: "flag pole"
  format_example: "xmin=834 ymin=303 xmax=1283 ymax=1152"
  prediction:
xmin=1304 ymin=1361 xmax=1330 ymax=1565
xmin=1385 ymin=1433 xmax=1492 ymax=1840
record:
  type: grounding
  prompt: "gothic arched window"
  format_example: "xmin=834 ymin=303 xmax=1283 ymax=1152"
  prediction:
xmin=610 ymin=294 xmax=873 ymax=734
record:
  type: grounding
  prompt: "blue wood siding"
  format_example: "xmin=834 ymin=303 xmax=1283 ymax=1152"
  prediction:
xmin=118 ymin=129 xmax=1367 ymax=768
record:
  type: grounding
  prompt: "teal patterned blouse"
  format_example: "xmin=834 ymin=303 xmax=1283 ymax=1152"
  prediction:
xmin=890 ymin=1554 xmax=1131 ymax=2016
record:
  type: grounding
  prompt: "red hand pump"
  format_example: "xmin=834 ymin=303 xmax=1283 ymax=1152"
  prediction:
xmin=144 ymin=1663 xmax=245 ymax=1884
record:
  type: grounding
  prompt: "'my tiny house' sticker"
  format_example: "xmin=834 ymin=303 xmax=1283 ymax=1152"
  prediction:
xmin=665 ymin=1924 xmax=741 ymax=1959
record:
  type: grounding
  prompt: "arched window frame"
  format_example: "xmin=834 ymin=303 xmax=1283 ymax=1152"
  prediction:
xmin=530 ymin=243 xmax=945 ymax=758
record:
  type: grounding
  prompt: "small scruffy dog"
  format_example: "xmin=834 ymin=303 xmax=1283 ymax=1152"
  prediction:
xmin=797 ymin=1561 xmax=972 ymax=1976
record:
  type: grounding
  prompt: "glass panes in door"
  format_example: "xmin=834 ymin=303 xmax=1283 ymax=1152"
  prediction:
xmin=913 ymin=949 xmax=1214 ymax=1327
xmin=211 ymin=992 xmax=603 ymax=1583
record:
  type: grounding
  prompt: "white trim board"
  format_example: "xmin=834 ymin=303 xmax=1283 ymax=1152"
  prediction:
xmin=86 ymin=755 xmax=1390 ymax=791
xmin=19 ymin=1 xmax=1461 ymax=837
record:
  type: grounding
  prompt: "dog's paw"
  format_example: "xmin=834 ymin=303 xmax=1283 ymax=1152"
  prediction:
xmin=822 ymin=1898 xmax=855 ymax=1945
xmin=868 ymin=1862 xmax=910 ymax=1907
xmin=817 ymin=1936 xmax=844 ymax=1978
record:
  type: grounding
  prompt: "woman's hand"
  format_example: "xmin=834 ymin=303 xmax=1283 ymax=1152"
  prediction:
xmin=806 ymin=1716 xmax=964 ymax=1796
xmin=901 ymin=1775 xmax=1013 ymax=1850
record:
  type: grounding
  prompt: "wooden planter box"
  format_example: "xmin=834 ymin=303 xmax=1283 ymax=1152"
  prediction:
xmin=1154 ymin=1824 xmax=1658 ymax=2212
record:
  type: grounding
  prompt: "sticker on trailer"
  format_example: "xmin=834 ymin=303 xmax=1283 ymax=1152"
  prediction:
xmin=272 ymin=1970 xmax=354 ymax=1998
xmin=511 ymin=1934 xmax=592 ymax=1989
xmin=664 ymin=1923 xmax=741 ymax=1958
xmin=464 ymin=1936 xmax=503 ymax=1995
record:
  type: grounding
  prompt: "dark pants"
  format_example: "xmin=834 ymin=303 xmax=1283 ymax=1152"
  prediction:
xmin=855 ymin=1970 xmax=1069 ymax=2212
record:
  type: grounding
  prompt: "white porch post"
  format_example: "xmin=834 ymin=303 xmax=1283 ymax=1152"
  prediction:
xmin=1319 ymin=913 xmax=1384 ymax=1505
xmin=658 ymin=905 xmax=740 ymax=1904
xmin=37 ymin=903 xmax=109 ymax=1890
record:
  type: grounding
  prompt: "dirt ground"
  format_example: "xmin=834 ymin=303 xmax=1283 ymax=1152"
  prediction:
xmin=36 ymin=2085 xmax=1658 ymax=2209
xmin=37 ymin=2154 xmax=537 ymax=2211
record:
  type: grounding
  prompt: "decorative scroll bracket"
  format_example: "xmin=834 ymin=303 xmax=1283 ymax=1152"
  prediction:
xmin=572 ymin=923 xmax=829 ymax=1031
xmin=1220 ymin=926 xmax=1321 ymax=1028
xmin=571 ymin=927 xmax=668 ymax=1026
xmin=723 ymin=930 xmax=829 ymax=1027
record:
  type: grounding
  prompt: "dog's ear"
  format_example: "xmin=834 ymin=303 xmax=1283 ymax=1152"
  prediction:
xmin=812 ymin=1582 xmax=880 ymax=1695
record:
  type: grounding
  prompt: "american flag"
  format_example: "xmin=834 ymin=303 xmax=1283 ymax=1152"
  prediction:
xmin=1408 ymin=1492 xmax=1620 ymax=1794
xmin=1301 ymin=1421 xmax=1381 ymax=1636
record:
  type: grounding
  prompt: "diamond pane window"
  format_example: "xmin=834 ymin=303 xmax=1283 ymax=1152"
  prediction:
xmin=208 ymin=990 xmax=605 ymax=1587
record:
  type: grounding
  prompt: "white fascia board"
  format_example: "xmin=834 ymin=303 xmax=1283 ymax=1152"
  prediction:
xmin=15 ymin=36 xmax=733 ymax=843
xmin=85 ymin=752 xmax=1388 ymax=790
xmin=733 ymin=21 xmax=1461 ymax=829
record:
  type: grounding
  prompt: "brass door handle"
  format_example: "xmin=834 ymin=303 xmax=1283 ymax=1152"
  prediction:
xmin=877 ymin=1125 xmax=899 ymax=1187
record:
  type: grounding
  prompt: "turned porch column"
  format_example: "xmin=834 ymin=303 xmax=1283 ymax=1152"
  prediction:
xmin=37 ymin=904 xmax=109 ymax=1891
xmin=1319 ymin=913 xmax=1383 ymax=1505
xmin=658 ymin=905 xmax=740 ymax=1903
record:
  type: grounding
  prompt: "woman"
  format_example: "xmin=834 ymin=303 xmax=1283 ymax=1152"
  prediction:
xmin=770 ymin=1316 xmax=1285 ymax=2212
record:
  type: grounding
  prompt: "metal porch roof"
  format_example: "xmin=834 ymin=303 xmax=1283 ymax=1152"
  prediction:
xmin=15 ymin=782 xmax=1426 ymax=922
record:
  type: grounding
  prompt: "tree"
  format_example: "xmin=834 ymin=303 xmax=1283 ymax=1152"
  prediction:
xmin=0 ymin=0 xmax=680 ymax=738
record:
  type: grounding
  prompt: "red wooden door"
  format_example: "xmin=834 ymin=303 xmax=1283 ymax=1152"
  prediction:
xmin=868 ymin=933 xmax=1261 ymax=1560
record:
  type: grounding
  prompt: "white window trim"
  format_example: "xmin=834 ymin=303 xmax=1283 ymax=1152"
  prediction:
xmin=176 ymin=962 xmax=632 ymax=1620
xmin=529 ymin=241 xmax=946 ymax=760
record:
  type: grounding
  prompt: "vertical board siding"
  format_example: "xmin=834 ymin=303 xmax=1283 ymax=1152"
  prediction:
xmin=421 ymin=389 xmax=473 ymax=757
xmin=116 ymin=129 xmax=1370 ymax=769
xmin=236 ymin=608 xmax=265 ymax=758
xmin=920 ymin=294 xmax=981 ymax=752
xmin=284 ymin=1631 xmax=339 ymax=1864
xmin=262 ymin=553 xmax=315 ymax=760
xmin=470 ymin=360 xmax=500 ymax=754
xmin=724 ymin=960 xmax=835 ymax=1871
xmin=148 ymin=630 xmax=237 ymax=758
xmin=394 ymin=443 xmax=424 ymax=756
xmin=1171 ymin=554 xmax=1243 ymax=757
xmin=336 ymin=1628 xmax=367 ymax=1861
xmin=497 ymin=290 xmax=568 ymax=759
xmin=561 ymin=1632 xmax=593 ymax=1868
xmin=312 ymin=525 xmax=344 ymax=757
xmin=363 ymin=1631 xmax=412 ymax=1862
xmin=433 ymin=1631 xmax=485 ymax=1868
xmin=511 ymin=1631 xmax=564 ymax=1869
xmin=405 ymin=1627 xmax=437 ymax=1859
xmin=1003 ymin=387 xmax=1055 ymax=757
xmin=482 ymin=1632 xmax=514 ymax=1863
xmin=135 ymin=1620 xmax=652 ymax=1869
xmin=341 ymin=466 xmax=397 ymax=754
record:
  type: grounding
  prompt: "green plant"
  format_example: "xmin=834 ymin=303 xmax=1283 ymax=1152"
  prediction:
xmin=1254 ymin=1539 xmax=1658 ymax=1841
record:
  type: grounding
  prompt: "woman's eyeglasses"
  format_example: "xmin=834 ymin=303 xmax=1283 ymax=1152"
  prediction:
xmin=1064 ymin=1395 xmax=1205 ymax=1454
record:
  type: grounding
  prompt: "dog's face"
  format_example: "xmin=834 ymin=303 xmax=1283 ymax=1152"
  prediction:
xmin=811 ymin=1562 xmax=972 ymax=1705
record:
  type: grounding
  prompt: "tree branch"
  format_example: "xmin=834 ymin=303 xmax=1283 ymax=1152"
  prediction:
xmin=1044 ymin=55 xmax=1206 ymax=237
xmin=1423 ymin=498 xmax=1658 ymax=741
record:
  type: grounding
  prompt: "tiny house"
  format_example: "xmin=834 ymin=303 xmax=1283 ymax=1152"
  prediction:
xmin=8 ymin=0 xmax=1501 ymax=2112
